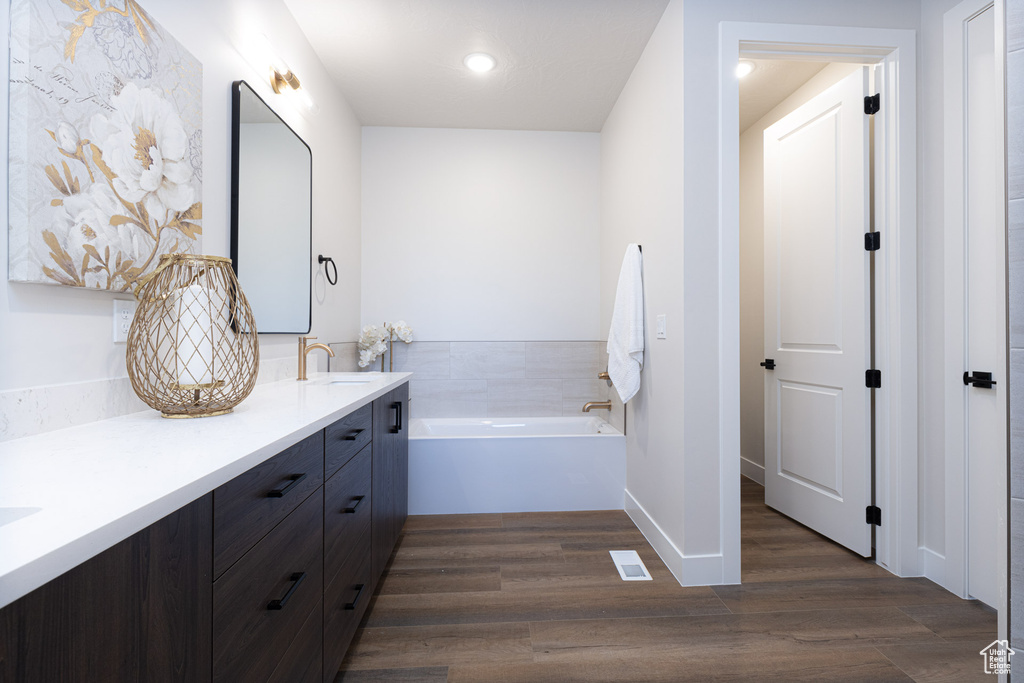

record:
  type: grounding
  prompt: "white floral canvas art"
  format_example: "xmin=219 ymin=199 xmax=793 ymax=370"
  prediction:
xmin=8 ymin=0 xmax=202 ymax=290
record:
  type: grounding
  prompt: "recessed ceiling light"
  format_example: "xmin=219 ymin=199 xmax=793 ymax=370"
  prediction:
xmin=464 ymin=52 xmax=496 ymax=73
xmin=735 ymin=60 xmax=755 ymax=79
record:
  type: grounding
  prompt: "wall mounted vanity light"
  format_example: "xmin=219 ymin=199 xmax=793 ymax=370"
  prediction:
xmin=259 ymin=34 xmax=319 ymax=115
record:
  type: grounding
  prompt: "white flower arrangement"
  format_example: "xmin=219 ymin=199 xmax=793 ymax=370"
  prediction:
xmin=358 ymin=321 xmax=414 ymax=370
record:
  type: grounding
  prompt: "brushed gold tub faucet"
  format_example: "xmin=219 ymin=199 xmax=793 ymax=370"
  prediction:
xmin=582 ymin=401 xmax=612 ymax=412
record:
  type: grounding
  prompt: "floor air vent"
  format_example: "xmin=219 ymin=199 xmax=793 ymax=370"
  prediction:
xmin=609 ymin=550 xmax=652 ymax=581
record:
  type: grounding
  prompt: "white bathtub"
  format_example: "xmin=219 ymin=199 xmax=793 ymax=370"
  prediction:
xmin=408 ymin=417 xmax=626 ymax=515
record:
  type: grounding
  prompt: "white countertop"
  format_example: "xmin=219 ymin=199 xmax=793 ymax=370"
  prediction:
xmin=0 ymin=371 xmax=411 ymax=610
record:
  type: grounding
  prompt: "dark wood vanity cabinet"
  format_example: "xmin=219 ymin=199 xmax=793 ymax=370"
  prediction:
xmin=0 ymin=494 xmax=213 ymax=683
xmin=212 ymin=458 xmax=325 ymax=683
xmin=322 ymin=445 xmax=373 ymax=680
xmin=0 ymin=380 xmax=409 ymax=683
xmin=372 ymin=382 xmax=410 ymax=582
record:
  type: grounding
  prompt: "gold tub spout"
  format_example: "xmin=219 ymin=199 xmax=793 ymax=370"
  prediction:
xmin=582 ymin=401 xmax=612 ymax=412
xmin=298 ymin=335 xmax=335 ymax=381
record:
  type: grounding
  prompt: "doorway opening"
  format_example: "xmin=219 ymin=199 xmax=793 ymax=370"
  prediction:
xmin=718 ymin=24 xmax=918 ymax=585
xmin=738 ymin=59 xmax=878 ymax=560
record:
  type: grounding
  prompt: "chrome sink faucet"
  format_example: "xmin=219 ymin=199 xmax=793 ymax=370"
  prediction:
xmin=298 ymin=336 xmax=335 ymax=381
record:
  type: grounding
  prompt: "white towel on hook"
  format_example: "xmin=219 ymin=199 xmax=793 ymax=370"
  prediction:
xmin=607 ymin=244 xmax=644 ymax=403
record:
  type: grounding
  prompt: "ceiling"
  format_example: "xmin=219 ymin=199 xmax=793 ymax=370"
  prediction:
xmin=738 ymin=60 xmax=829 ymax=133
xmin=284 ymin=0 xmax=670 ymax=132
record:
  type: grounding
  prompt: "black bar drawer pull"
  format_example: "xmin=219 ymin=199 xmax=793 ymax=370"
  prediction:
xmin=390 ymin=401 xmax=402 ymax=434
xmin=267 ymin=472 xmax=307 ymax=498
xmin=963 ymin=371 xmax=996 ymax=389
xmin=343 ymin=495 xmax=365 ymax=514
xmin=344 ymin=583 xmax=365 ymax=610
xmin=267 ymin=572 xmax=306 ymax=610
xmin=341 ymin=429 xmax=364 ymax=441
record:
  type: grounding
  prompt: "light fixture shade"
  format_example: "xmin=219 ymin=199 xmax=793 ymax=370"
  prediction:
xmin=127 ymin=254 xmax=259 ymax=418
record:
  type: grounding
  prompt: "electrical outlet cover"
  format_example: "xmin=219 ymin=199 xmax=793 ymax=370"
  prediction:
xmin=113 ymin=299 xmax=137 ymax=343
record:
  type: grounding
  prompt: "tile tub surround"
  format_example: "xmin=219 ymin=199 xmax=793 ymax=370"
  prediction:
xmin=0 ymin=371 xmax=411 ymax=609
xmin=331 ymin=341 xmax=612 ymax=418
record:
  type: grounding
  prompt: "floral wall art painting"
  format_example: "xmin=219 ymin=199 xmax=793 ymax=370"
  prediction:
xmin=8 ymin=0 xmax=202 ymax=291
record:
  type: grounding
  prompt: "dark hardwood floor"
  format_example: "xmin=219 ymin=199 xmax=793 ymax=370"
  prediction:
xmin=336 ymin=477 xmax=996 ymax=682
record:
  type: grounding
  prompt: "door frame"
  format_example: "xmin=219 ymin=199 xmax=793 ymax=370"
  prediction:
xmin=942 ymin=0 xmax=1008 ymax=634
xmin=719 ymin=23 xmax=918 ymax=579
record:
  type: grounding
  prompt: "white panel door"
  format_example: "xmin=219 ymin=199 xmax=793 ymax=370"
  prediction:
xmin=763 ymin=68 xmax=872 ymax=557
xmin=964 ymin=5 xmax=1004 ymax=609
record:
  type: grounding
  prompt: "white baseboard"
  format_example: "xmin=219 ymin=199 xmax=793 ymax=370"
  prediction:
xmin=740 ymin=457 xmax=765 ymax=485
xmin=919 ymin=546 xmax=969 ymax=598
xmin=624 ymin=489 xmax=724 ymax=587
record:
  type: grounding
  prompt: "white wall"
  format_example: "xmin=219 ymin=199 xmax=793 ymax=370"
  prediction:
xmin=0 ymin=0 xmax=361 ymax=395
xmin=600 ymin=0 xmax=690 ymax=580
xmin=361 ymin=127 xmax=601 ymax=341
xmin=604 ymin=0 xmax=949 ymax=585
xmin=738 ymin=63 xmax=861 ymax=482
xmin=678 ymin=0 xmax=969 ymax=584
xmin=918 ymin=0 xmax=965 ymax=561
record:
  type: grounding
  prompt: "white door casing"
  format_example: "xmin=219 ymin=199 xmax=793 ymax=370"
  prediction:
xmin=763 ymin=67 xmax=873 ymax=557
xmin=943 ymin=0 xmax=1007 ymax=612
xmin=721 ymin=23 xmax=917 ymax=583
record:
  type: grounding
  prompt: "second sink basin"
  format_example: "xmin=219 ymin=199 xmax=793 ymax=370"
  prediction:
xmin=319 ymin=373 xmax=377 ymax=386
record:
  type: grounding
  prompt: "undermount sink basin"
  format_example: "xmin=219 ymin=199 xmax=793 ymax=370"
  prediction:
xmin=320 ymin=373 xmax=377 ymax=386
xmin=0 ymin=507 xmax=42 ymax=528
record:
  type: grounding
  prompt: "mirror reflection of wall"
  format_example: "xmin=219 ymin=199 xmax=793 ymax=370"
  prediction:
xmin=231 ymin=80 xmax=312 ymax=334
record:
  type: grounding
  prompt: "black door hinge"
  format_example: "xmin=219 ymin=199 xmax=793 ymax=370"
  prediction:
xmin=866 ymin=505 xmax=882 ymax=526
xmin=866 ymin=369 xmax=881 ymax=388
xmin=865 ymin=232 xmax=881 ymax=251
xmin=865 ymin=93 xmax=880 ymax=115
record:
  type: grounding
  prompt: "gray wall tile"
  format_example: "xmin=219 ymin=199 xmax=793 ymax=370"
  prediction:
xmin=562 ymin=379 xmax=611 ymax=416
xmin=410 ymin=380 xmax=487 ymax=418
xmin=608 ymin=387 xmax=625 ymax=433
xmin=1011 ymin=1 xmax=1024 ymax=54
xmin=1014 ymin=497 xmax=1024 ymax=650
xmin=391 ymin=341 xmax=450 ymax=378
xmin=1009 ymin=3 xmax=1023 ymax=650
xmin=486 ymin=379 xmax=561 ymax=417
xmin=526 ymin=341 xmax=606 ymax=379
xmin=450 ymin=342 xmax=526 ymax=379
xmin=327 ymin=342 xmax=359 ymax=372
xmin=1010 ymin=50 xmax=1024 ymax=201
xmin=1012 ymin=201 xmax=1024 ymax=349
xmin=1013 ymin=351 xmax=1024 ymax=499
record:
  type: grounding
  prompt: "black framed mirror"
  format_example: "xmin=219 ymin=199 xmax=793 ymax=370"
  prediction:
xmin=230 ymin=80 xmax=312 ymax=334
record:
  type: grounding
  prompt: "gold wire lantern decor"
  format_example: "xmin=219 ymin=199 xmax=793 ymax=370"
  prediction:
xmin=127 ymin=254 xmax=260 ymax=418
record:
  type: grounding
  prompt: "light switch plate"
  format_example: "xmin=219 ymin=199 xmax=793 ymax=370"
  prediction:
xmin=656 ymin=314 xmax=667 ymax=339
xmin=113 ymin=299 xmax=137 ymax=343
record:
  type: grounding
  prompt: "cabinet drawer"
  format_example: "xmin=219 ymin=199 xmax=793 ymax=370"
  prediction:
xmin=267 ymin=601 xmax=322 ymax=683
xmin=323 ymin=543 xmax=372 ymax=682
xmin=324 ymin=444 xmax=372 ymax=586
xmin=324 ymin=403 xmax=372 ymax=479
xmin=212 ymin=490 xmax=323 ymax=683
xmin=214 ymin=431 xmax=324 ymax=578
